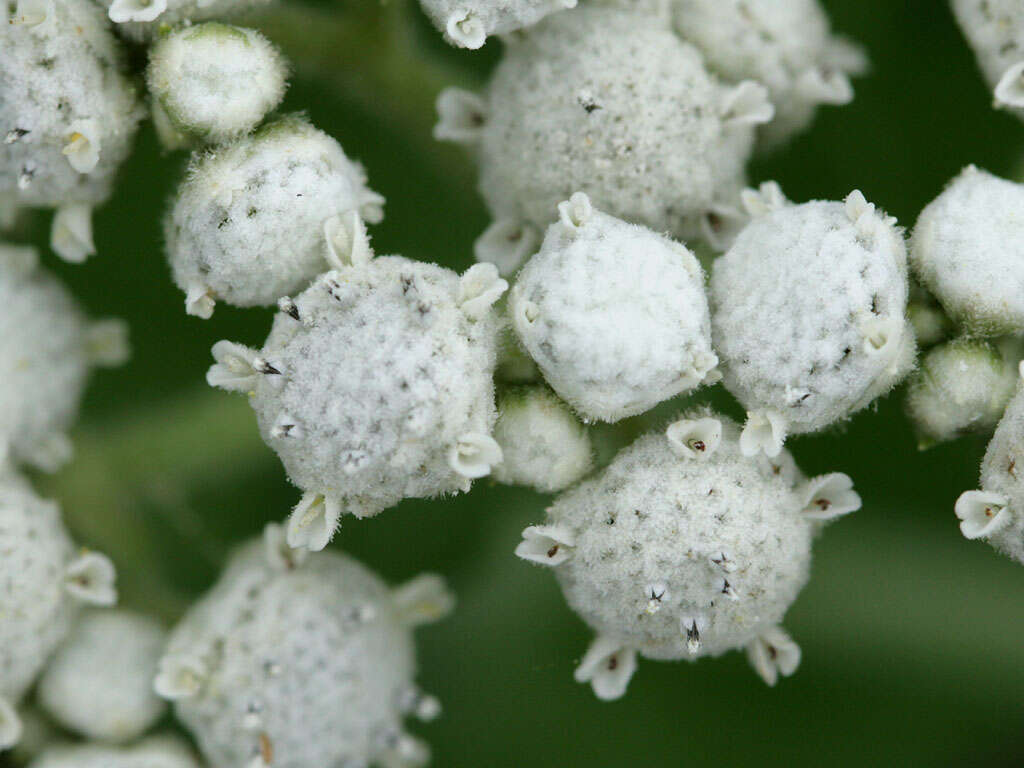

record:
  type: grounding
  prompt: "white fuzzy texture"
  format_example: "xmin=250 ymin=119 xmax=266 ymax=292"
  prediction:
xmin=29 ymin=736 xmax=201 ymax=768
xmin=911 ymin=166 xmax=1024 ymax=336
xmin=147 ymin=23 xmax=287 ymax=143
xmin=906 ymin=338 xmax=1020 ymax=447
xmin=165 ymin=116 xmax=384 ymax=316
xmin=711 ymin=188 xmax=915 ymax=449
xmin=492 ymin=385 xmax=593 ymax=493
xmin=951 ymin=0 xmax=1024 ymax=118
xmin=37 ymin=609 xmax=167 ymax=743
xmin=159 ymin=534 xmax=450 ymax=768
xmin=0 ymin=245 xmax=129 ymax=471
xmin=509 ymin=194 xmax=717 ymax=422
xmin=99 ymin=0 xmax=271 ymax=40
xmin=516 ymin=412 xmax=859 ymax=698
xmin=419 ymin=0 xmax=575 ymax=48
xmin=957 ymin=382 xmax=1024 ymax=564
xmin=208 ymin=255 xmax=504 ymax=540
xmin=436 ymin=7 xmax=772 ymax=256
xmin=0 ymin=0 xmax=141 ymax=209
xmin=671 ymin=0 xmax=867 ymax=148
xmin=0 ymin=473 xmax=117 ymax=747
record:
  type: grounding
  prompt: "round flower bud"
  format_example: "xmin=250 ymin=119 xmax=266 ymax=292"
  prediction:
xmin=671 ymin=0 xmax=867 ymax=149
xmin=711 ymin=184 xmax=916 ymax=456
xmin=36 ymin=609 xmax=167 ymax=743
xmin=146 ymin=24 xmax=287 ymax=144
xmin=29 ymin=736 xmax=201 ymax=768
xmin=0 ymin=471 xmax=118 ymax=749
xmin=156 ymin=526 xmax=453 ymax=768
xmin=164 ymin=116 xmax=385 ymax=317
xmin=905 ymin=337 xmax=1021 ymax=448
xmin=206 ymin=222 xmax=507 ymax=550
xmin=434 ymin=6 xmax=773 ymax=273
xmin=911 ymin=166 xmax=1024 ymax=336
xmin=0 ymin=244 xmax=129 ymax=471
xmin=418 ymin=0 xmax=576 ymax=49
xmin=515 ymin=411 xmax=859 ymax=699
xmin=508 ymin=193 xmax=718 ymax=422
xmin=951 ymin=0 xmax=1024 ymax=119
xmin=492 ymin=385 xmax=593 ymax=493
xmin=1 ymin=0 xmax=142 ymax=262
xmin=98 ymin=0 xmax=270 ymax=40
xmin=956 ymin=373 xmax=1024 ymax=565
xmin=907 ymin=283 xmax=952 ymax=348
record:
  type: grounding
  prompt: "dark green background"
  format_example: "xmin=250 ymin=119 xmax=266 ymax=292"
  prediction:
xmin=9 ymin=0 xmax=1024 ymax=765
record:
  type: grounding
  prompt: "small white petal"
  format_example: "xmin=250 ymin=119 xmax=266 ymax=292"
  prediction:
xmin=799 ymin=473 xmax=861 ymax=520
xmin=514 ymin=524 xmax=575 ymax=566
xmin=994 ymin=61 xmax=1024 ymax=109
xmin=720 ymin=80 xmax=774 ymax=126
xmin=153 ymin=653 xmax=207 ymax=700
xmin=108 ymin=0 xmax=166 ymax=23
xmin=747 ymin=626 xmax=801 ymax=686
xmin=263 ymin=522 xmax=309 ymax=571
xmin=286 ymin=493 xmax=341 ymax=552
xmin=448 ymin=432 xmax=502 ymax=479
xmin=51 ymin=203 xmax=95 ymax=263
xmin=64 ymin=551 xmax=117 ymax=605
xmin=740 ymin=181 xmax=788 ymax=217
xmin=574 ymin=636 xmax=636 ymax=701
xmin=62 ymin=120 xmax=101 ymax=174
xmin=186 ymin=284 xmax=215 ymax=319
xmin=861 ymin=315 xmax=903 ymax=356
xmin=557 ymin=192 xmax=593 ymax=231
xmin=954 ymin=490 xmax=1013 ymax=540
xmin=796 ymin=67 xmax=854 ymax=104
xmin=474 ymin=219 xmax=539 ymax=276
xmin=392 ymin=573 xmax=455 ymax=627
xmin=324 ymin=211 xmax=373 ymax=270
xmin=433 ymin=88 xmax=488 ymax=142
xmin=445 ymin=10 xmax=486 ymax=49
xmin=666 ymin=417 xmax=722 ymax=460
xmin=739 ymin=410 xmax=787 ymax=457
xmin=458 ymin=262 xmax=508 ymax=319
xmin=207 ymin=341 xmax=259 ymax=392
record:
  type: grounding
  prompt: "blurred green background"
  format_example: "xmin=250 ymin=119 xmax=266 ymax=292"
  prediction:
xmin=9 ymin=0 xmax=1024 ymax=765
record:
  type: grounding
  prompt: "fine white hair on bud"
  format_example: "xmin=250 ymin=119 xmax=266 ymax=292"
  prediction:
xmin=911 ymin=166 xmax=1024 ymax=336
xmin=157 ymin=529 xmax=452 ymax=768
xmin=711 ymin=187 xmax=916 ymax=455
xmin=0 ymin=0 xmax=142 ymax=244
xmin=207 ymin=250 xmax=505 ymax=548
xmin=164 ymin=116 xmax=385 ymax=316
xmin=0 ymin=471 xmax=118 ymax=749
xmin=435 ymin=6 xmax=773 ymax=262
xmin=0 ymin=246 xmax=129 ymax=471
xmin=951 ymin=0 xmax=1024 ymax=119
xmin=671 ymin=0 xmax=867 ymax=149
xmin=906 ymin=337 xmax=1021 ymax=448
xmin=956 ymin=375 xmax=1024 ymax=565
xmin=27 ymin=736 xmax=202 ymax=768
xmin=508 ymin=193 xmax=718 ymax=423
xmin=36 ymin=610 xmax=167 ymax=743
xmin=515 ymin=411 xmax=859 ymax=699
xmin=147 ymin=23 xmax=288 ymax=144
xmin=491 ymin=385 xmax=593 ymax=493
xmin=418 ymin=0 xmax=576 ymax=48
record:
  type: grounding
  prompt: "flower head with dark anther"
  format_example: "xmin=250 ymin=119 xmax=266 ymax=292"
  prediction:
xmin=155 ymin=527 xmax=452 ymax=768
xmin=515 ymin=411 xmax=859 ymax=699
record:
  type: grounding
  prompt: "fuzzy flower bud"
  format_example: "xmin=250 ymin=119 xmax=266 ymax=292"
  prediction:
xmin=711 ymin=185 xmax=915 ymax=455
xmin=146 ymin=24 xmax=287 ymax=144
xmin=207 ymin=228 xmax=506 ymax=549
xmin=28 ymin=736 xmax=201 ymax=768
xmin=491 ymin=385 xmax=593 ymax=493
xmin=671 ymin=0 xmax=867 ymax=149
xmin=164 ymin=116 xmax=384 ymax=317
xmin=515 ymin=411 xmax=859 ymax=699
xmin=0 ymin=471 xmax=117 ymax=749
xmin=157 ymin=528 xmax=452 ymax=768
xmin=911 ymin=166 xmax=1024 ymax=336
xmin=508 ymin=193 xmax=717 ymax=422
xmin=435 ymin=6 xmax=773 ymax=272
xmin=37 ymin=609 xmax=167 ymax=743
xmin=0 ymin=0 xmax=142 ymax=260
xmin=951 ymin=0 xmax=1024 ymax=118
xmin=0 ymin=245 xmax=129 ymax=471
xmin=905 ymin=337 xmax=1021 ymax=448
xmin=418 ymin=0 xmax=576 ymax=49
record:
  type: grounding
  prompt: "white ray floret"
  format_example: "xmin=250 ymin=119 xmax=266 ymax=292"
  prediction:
xmin=207 ymin=229 xmax=505 ymax=549
xmin=711 ymin=185 xmax=915 ymax=455
xmin=508 ymin=193 xmax=718 ymax=422
xmin=515 ymin=411 xmax=859 ymax=699
xmin=156 ymin=527 xmax=452 ymax=768
xmin=98 ymin=0 xmax=271 ymax=39
xmin=418 ymin=0 xmax=577 ymax=49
